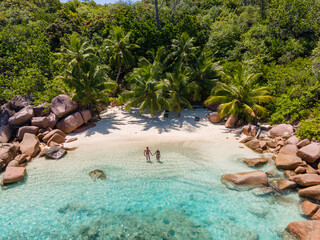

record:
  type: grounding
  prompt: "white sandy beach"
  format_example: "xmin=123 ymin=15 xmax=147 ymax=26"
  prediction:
xmin=66 ymin=106 xmax=251 ymax=149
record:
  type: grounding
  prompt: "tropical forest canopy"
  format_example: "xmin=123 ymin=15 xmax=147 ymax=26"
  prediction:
xmin=0 ymin=0 xmax=319 ymax=139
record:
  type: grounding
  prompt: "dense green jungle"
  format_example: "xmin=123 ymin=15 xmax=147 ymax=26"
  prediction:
xmin=0 ymin=0 xmax=319 ymax=139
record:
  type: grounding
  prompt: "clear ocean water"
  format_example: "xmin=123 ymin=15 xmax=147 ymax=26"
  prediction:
xmin=0 ymin=140 xmax=304 ymax=240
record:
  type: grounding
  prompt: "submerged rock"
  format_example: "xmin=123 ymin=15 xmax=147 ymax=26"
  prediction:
xmin=240 ymin=157 xmax=269 ymax=167
xmin=89 ymin=169 xmax=106 ymax=181
xmin=44 ymin=146 xmax=66 ymax=159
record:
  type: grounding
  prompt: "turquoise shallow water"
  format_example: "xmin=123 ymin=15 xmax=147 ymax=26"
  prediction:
xmin=0 ymin=141 xmax=304 ymax=240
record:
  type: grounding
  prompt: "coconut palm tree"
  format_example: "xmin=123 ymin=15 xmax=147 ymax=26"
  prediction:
xmin=186 ymin=51 xmax=220 ymax=102
xmin=59 ymin=63 xmax=117 ymax=110
xmin=205 ymin=64 xmax=273 ymax=122
xmin=104 ymin=26 xmax=139 ymax=83
xmin=160 ymin=64 xmax=193 ymax=116
xmin=167 ymin=32 xmax=198 ymax=67
xmin=57 ymin=33 xmax=97 ymax=75
xmin=122 ymin=54 xmax=169 ymax=116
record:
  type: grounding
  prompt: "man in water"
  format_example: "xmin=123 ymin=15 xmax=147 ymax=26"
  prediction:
xmin=144 ymin=147 xmax=152 ymax=162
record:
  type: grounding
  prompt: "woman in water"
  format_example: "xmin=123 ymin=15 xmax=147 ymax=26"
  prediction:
xmin=144 ymin=147 xmax=152 ymax=162
xmin=153 ymin=149 xmax=161 ymax=162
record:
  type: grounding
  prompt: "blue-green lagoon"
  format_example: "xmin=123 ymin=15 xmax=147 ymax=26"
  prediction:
xmin=0 ymin=140 xmax=304 ymax=240
xmin=0 ymin=109 xmax=305 ymax=239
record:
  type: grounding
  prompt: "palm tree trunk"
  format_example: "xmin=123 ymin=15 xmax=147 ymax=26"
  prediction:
xmin=116 ymin=66 xmax=121 ymax=83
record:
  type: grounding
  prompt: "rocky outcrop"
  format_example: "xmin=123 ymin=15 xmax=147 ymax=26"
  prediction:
xmin=275 ymin=154 xmax=303 ymax=170
xmin=80 ymin=110 xmax=92 ymax=123
xmin=297 ymin=143 xmax=320 ymax=164
xmin=279 ymin=144 xmax=298 ymax=156
xmin=297 ymin=139 xmax=311 ymax=148
xmin=89 ymin=169 xmax=106 ymax=181
xmin=17 ymin=126 xmax=39 ymax=140
xmin=283 ymin=221 xmax=320 ymax=240
xmin=207 ymin=112 xmax=222 ymax=123
xmin=300 ymin=201 xmax=320 ymax=217
xmin=286 ymin=135 xmax=300 ymax=145
xmin=0 ymin=126 xmax=11 ymax=143
xmin=47 ymin=112 xmax=58 ymax=129
xmin=244 ymin=139 xmax=263 ymax=153
xmin=42 ymin=129 xmax=66 ymax=143
xmin=0 ymin=143 xmax=19 ymax=164
xmin=47 ymin=133 xmax=65 ymax=145
xmin=20 ymin=133 xmax=40 ymax=157
xmin=299 ymin=185 xmax=320 ymax=201
xmin=43 ymin=146 xmax=66 ymax=159
xmin=72 ymin=122 xmax=96 ymax=133
xmin=242 ymin=125 xmax=257 ymax=137
xmin=241 ymin=158 xmax=268 ymax=167
xmin=269 ymin=124 xmax=293 ymax=138
xmin=312 ymin=209 xmax=320 ymax=220
xmin=31 ymin=116 xmax=49 ymax=129
xmin=8 ymin=106 xmax=33 ymax=126
xmin=1 ymin=167 xmax=26 ymax=185
xmin=292 ymin=174 xmax=320 ymax=187
xmin=56 ymin=112 xmax=84 ymax=133
xmin=50 ymin=94 xmax=78 ymax=118
xmin=222 ymin=171 xmax=268 ymax=186
xmin=269 ymin=178 xmax=297 ymax=192
xmin=225 ymin=114 xmax=238 ymax=128
xmin=295 ymin=166 xmax=306 ymax=174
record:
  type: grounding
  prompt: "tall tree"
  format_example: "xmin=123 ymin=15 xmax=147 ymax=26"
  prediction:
xmin=104 ymin=26 xmax=139 ymax=83
xmin=205 ymin=64 xmax=273 ymax=122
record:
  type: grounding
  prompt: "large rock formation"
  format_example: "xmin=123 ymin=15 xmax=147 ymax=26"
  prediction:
xmin=43 ymin=146 xmax=66 ymax=159
xmin=297 ymin=139 xmax=311 ymax=148
xmin=244 ymin=139 xmax=263 ymax=153
xmin=286 ymin=135 xmax=300 ymax=145
xmin=298 ymin=185 xmax=320 ymax=201
xmin=269 ymin=124 xmax=293 ymax=138
xmin=80 ymin=110 xmax=92 ymax=123
xmin=50 ymin=94 xmax=78 ymax=118
xmin=241 ymin=158 xmax=268 ymax=167
xmin=207 ymin=112 xmax=222 ymax=123
xmin=291 ymin=174 xmax=320 ymax=187
xmin=269 ymin=179 xmax=297 ymax=192
xmin=56 ymin=112 xmax=84 ymax=133
xmin=0 ymin=126 xmax=11 ymax=143
xmin=8 ymin=105 xmax=34 ymax=126
xmin=47 ymin=112 xmax=58 ymax=129
xmin=0 ymin=143 xmax=19 ymax=164
xmin=275 ymin=154 xmax=303 ymax=170
xmin=221 ymin=171 xmax=268 ymax=186
xmin=279 ymin=144 xmax=298 ymax=156
xmin=283 ymin=221 xmax=320 ymax=240
xmin=225 ymin=114 xmax=238 ymax=128
xmin=31 ymin=116 xmax=49 ymax=129
xmin=1 ymin=167 xmax=26 ymax=185
xmin=242 ymin=125 xmax=257 ymax=137
xmin=42 ymin=129 xmax=66 ymax=143
xmin=20 ymin=133 xmax=40 ymax=157
xmin=300 ymin=201 xmax=320 ymax=217
xmin=17 ymin=126 xmax=39 ymax=140
xmin=297 ymin=143 xmax=320 ymax=164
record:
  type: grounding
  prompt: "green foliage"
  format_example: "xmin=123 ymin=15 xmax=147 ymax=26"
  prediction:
xmin=296 ymin=105 xmax=320 ymax=140
xmin=266 ymin=58 xmax=320 ymax=124
xmin=205 ymin=63 xmax=273 ymax=122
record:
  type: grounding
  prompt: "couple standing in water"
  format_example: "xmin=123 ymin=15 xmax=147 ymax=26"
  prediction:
xmin=144 ymin=147 xmax=161 ymax=162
